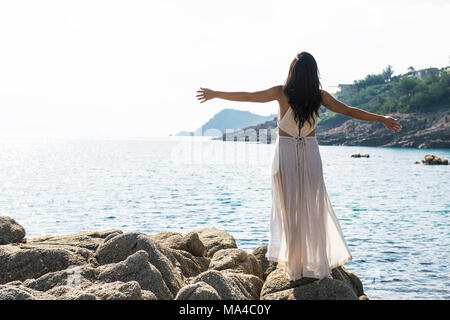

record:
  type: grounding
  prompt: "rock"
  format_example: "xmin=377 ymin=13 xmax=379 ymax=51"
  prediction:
xmin=175 ymin=281 xmax=221 ymax=300
xmin=21 ymin=264 xmax=97 ymax=292
xmin=195 ymin=228 xmax=237 ymax=258
xmin=168 ymin=249 xmax=210 ymax=279
xmin=151 ymin=231 xmax=206 ymax=257
xmin=331 ymin=266 xmax=364 ymax=297
xmin=261 ymin=279 xmax=358 ymax=300
xmin=260 ymin=268 xmax=315 ymax=298
xmin=252 ymin=245 xmax=277 ymax=280
xmin=97 ymin=250 xmax=148 ymax=280
xmin=47 ymin=281 xmax=146 ymax=300
xmin=209 ymin=248 xmax=262 ymax=279
xmin=97 ymin=250 xmax=172 ymax=300
xmin=317 ymin=110 xmax=450 ymax=148
xmin=0 ymin=227 xmax=368 ymax=300
xmin=351 ymin=153 xmax=369 ymax=158
xmin=84 ymin=281 xmax=144 ymax=300
xmin=104 ymin=232 xmax=122 ymax=243
xmin=422 ymin=154 xmax=448 ymax=165
xmin=0 ymin=216 xmax=26 ymax=245
xmin=0 ymin=284 xmax=54 ymax=300
xmin=26 ymin=230 xmax=122 ymax=252
xmin=95 ymin=232 xmax=144 ymax=264
xmin=45 ymin=285 xmax=96 ymax=300
xmin=260 ymin=269 xmax=357 ymax=300
xmin=95 ymin=232 xmax=209 ymax=290
xmin=0 ymin=244 xmax=93 ymax=284
xmin=95 ymin=232 xmax=185 ymax=296
xmin=142 ymin=290 xmax=158 ymax=300
xmin=191 ymin=270 xmax=263 ymax=300
xmin=20 ymin=251 xmax=167 ymax=300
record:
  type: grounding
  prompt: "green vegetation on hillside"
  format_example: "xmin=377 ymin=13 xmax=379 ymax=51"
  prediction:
xmin=319 ymin=65 xmax=450 ymax=126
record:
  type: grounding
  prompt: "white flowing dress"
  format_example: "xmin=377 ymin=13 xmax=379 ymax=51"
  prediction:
xmin=266 ymin=107 xmax=352 ymax=280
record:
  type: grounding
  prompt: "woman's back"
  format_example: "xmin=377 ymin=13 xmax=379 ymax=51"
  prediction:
xmin=277 ymin=90 xmax=319 ymax=138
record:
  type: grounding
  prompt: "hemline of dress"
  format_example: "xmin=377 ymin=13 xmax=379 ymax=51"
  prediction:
xmin=265 ymin=254 xmax=353 ymax=281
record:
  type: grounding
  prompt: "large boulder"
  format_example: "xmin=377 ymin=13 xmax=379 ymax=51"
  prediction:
xmin=20 ymin=264 xmax=97 ymax=292
xmin=169 ymin=249 xmax=210 ymax=279
xmin=94 ymin=232 xmax=185 ymax=296
xmin=195 ymin=228 xmax=237 ymax=258
xmin=0 ymin=284 xmax=54 ymax=300
xmin=26 ymin=230 xmax=123 ymax=252
xmin=191 ymin=270 xmax=263 ymax=300
xmin=209 ymin=248 xmax=262 ymax=279
xmin=260 ymin=269 xmax=357 ymax=300
xmin=175 ymin=281 xmax=221 ymax=300
xmin=151 ymin=231 xmax=206 ymax=257
xmin=0 ymin=216 xmax=26 ymax=245
xmin=46 ymin=281 xmax=156 ymax=300
xmin=97 ymin=250 xmax=172 ymax=300
xmin=251 ymin=245 xmax=277 ymax=280
xmin=0 ymin=244 xmax=93 ymax=284
xmin=72 ymin=281 xmax=144 ymax=300
xmin=331 ymin=266 xmax=365 ymax=298
xmin=0 ymin=226 xmax=368 ymax=301
xmin=15 ymin=251 xmax=164 ymax=300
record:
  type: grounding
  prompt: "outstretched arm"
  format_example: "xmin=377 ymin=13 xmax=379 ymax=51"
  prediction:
xmin=321 ymin=90 xmax=402 ymax=133
xmin=196 ymin=86 xmax=282 ymax=103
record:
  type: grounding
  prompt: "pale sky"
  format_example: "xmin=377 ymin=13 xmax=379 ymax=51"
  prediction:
xmin=0 ymin=0 xmax=449 ymax=138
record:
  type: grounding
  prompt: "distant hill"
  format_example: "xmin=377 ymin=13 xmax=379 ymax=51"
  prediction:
xmin=175 ymin=109 xmax=277 ymax=137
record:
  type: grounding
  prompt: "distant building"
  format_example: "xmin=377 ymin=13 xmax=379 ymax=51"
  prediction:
xmin=407 ymin=67 xmax=439 ymax=80
xmin=336 ymin=84 xmax=353 ymax=98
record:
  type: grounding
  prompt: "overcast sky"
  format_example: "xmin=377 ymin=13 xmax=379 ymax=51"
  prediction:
xmin=0 ymin=0 xmax=449 ymax=138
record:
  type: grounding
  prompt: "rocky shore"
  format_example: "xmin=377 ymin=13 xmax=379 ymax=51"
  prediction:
xmin=316 ymin=110 xmax=450 ymax=148
xmin=0 ymin=216 xmax=367 ymax=300
xmin=216 ymin=109 xmax=450 ymax=149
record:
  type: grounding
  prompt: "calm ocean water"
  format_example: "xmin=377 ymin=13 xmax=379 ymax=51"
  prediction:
xmin=0 ymin=136 xmax=448 ymax=300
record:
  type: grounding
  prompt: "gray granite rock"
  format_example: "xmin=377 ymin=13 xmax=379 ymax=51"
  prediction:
xmin=0 ymin=216 xmax=26 ymax=245
xmin=260 ymin=268 xmax=358 ymax=300
xmin=175 ymin=281 xmax=221 ymax=300
xmin=252 ymin=245 xmax=278 ymax=280
xmin=151 ymin=231 xmax=206 ymax=257
xmin=191 ymin=270 xmax=263 ymax=300
xmin=195 ymin=228 xmax=237 ymax=258
xmin=209 ymin=248 xmax=262 ymax=279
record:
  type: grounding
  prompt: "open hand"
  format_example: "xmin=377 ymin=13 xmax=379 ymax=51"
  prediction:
xmin=196 ymin=87 xmax=215 ymax=103
xmin=382 ymin=116 xmax=402 ymax=133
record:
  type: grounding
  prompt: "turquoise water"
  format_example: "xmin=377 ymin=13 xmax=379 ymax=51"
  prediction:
xmin=0 ymin=137 xmax=448 ymax=300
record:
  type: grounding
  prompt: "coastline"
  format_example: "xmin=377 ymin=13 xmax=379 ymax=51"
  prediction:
xmin=214 ymin=109 xmax=450 ymax=149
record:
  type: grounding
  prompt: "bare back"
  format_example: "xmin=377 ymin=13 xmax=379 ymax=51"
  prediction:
xmin=277 ymin=88 xmax=316 ymax=138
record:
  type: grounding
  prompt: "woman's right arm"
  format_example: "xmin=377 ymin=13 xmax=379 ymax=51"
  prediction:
xmin=321 ymin=90 xmax=402 ymax=133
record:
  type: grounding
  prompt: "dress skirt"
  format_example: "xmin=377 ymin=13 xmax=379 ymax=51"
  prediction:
xmin=266 ymin=135 xmax=352 ymax=280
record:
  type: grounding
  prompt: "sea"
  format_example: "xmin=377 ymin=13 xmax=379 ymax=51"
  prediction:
xmin=0 ymin=136 xmax=448 ymax=300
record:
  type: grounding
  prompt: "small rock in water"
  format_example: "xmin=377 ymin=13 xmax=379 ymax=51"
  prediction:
xmin=0 ymin=216 xmax=26 ymax=245
xmin=351 ymin=153 xmax=370 ymax=158
xmin=421 ymin=154 xmax=448 ymax=165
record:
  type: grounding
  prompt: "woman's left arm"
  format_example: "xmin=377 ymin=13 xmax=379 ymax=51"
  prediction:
xmin=196 ymin=86 xmax=282 ymax=103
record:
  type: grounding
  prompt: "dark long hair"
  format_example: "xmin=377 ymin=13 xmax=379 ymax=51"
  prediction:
xmin=283 ymin=52 xmax=322 ymax=129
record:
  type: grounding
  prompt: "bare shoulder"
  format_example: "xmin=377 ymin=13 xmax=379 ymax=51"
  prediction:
xmin=277 ymin=85 xmax=290 ymax=113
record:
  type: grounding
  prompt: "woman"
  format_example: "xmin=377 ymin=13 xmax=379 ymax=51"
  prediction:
xmin=196 ymin=51 xmax=402 ymax=281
